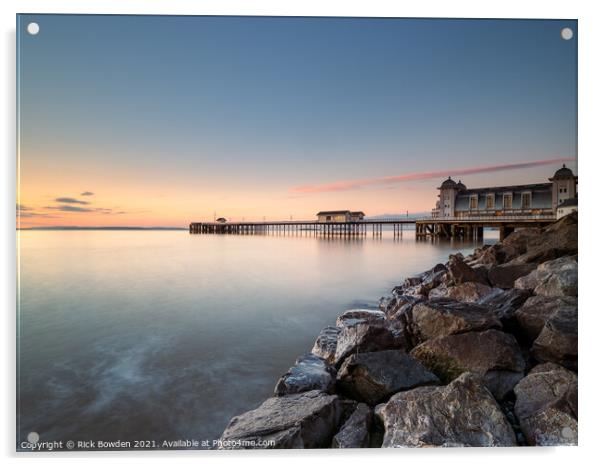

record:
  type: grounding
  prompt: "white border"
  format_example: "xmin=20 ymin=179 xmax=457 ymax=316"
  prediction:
xmin=2 ymin=1 xmax=601 ymax=465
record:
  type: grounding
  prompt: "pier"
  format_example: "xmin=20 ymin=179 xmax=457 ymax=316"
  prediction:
xmin=415 ymin=215 xmax=557 ymax=241
xmin=189 ymin=220 xmax=415 ymax=237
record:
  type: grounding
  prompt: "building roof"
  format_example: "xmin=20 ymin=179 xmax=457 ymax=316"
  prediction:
xmin=559 ymin=197 xmax=578 ymax=207
xmin=456 ymin=180 xmax=467 ymax=190
xmin=461 ymin=182 xmax=552 ymax=195
xmin=439 ymin=177 xmax=458 ymax=189
xmin=316 ymin=210 xmax=351 ymax=215
xmin=549 ymin=164 xmax=576 ymax=181
xmin=350 ymin=211 xmax=365 ymax=216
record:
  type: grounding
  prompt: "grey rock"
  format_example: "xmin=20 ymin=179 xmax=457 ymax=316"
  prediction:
xmin=488 ymin=263 xmax=537 ymax=289
xmin=446 ymin=254 xmax=488 ymax=286
xmin=332 ymin=403 xmax=372 ymax=448
xmin=515 ymin=256 xmax=577 ymax=297
xmin=478 ymin=288 xmax=531 ymax=329
xmin=335 ymin=309 xmax=386 ymax=327
xmin=334 ymin=316 xmax=407 ymax=366
xmin=411 ymin=298 xmax=501 ymax=342
xmin=410 ymin=329 xmax=525 ymax=399
xmin=532 ymin=306 xmax=578 ymax=371
xmin=376 ymin=372 xmax=517 ymax=447
xmin=513 ymin=363 xmax=578 ymax=446
xmin=515 ymin=295 xmax=577 ymax=341
xmin=218 ymin=390 xmax=343 ymax=449
xmin=428 ymin=282 xmax=495 ymax=303
xmin=311 ymin=326 xmax=341 ymax=365
xmin=336 ymin=350 xmax=439 ymax=405
xmin=275 ymin=354 xmax=336 ymax=396
xmin=510 ymin=212 xmax=577 ymax=265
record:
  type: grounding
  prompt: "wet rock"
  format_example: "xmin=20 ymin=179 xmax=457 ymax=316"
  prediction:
xmin=410 ymin=329 xmax=525 ymax=399
xmin=513 ymin=364 xmax=578 ymax=446
xmin=532 ymin=306 xmax=578 ymax=371
xmin=411 ymin=298 xmax=501 ymax=342
xmin=376 ymin=372 xmax=517 ymax=447
xmin=336 ymin=350 xmax=439 ymax=405
xmin=515 ymin=256 xmax=577 ymax=297
xmin=515 ymin=295 xmax=577 ymax=341
xmin=428 ymin=281 xmax=495 ymax=303
xmin=334 ymin=317 xmax=407 ymax=366
xmin=488 ymin=263 xmax=537 ymax=289
xmin=219 ymin=390 xmax=343 ymax=449
xmin=275 ymin=354 xmax=336 ymax=396
xmin=478 ymin=288 xmax=531 ymax=330
xmin=381 ymin=294 xmax=424 ymax=320
xmin=402 ymin=264 xmax=448 ymax=297
xmin=311 ymin=326 xmax=341 ymax=365
xmin=446 ymin=254 xmax=488 ymax=285
xmin=332 ymin=403 xmax=372 ymax=448
xmin=335 ymin=309 xmax=385 ymax=327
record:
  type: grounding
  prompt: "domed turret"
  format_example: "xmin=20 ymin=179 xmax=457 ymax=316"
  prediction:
xmin=549 ymin=164 xmax=575 ymax=181
xmin=439 ymin=177 xmax=458 ymax=189
xmin=456 ymin=180 xmax=467 ymax=190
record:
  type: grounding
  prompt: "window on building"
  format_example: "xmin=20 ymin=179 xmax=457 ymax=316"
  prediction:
xmin=503 ymin=193 xmax=513 ymax=209
xmin=470 ymin=195 xmax=478 ymax=210
xmin=486 ymin=194 xmax=494 ymax=209
xmin=521 ymin=192 xmax=532 ymax=209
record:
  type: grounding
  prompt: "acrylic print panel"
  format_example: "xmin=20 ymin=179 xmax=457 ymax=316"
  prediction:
xmin=16 ymin=15 xmax=578 ymax=451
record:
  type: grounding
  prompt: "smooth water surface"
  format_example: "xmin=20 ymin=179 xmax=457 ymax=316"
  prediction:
xmin=17 ymin=229 xmax=494 ymax=448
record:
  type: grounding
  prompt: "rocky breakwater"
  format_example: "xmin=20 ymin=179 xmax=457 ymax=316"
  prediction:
xmin=218 ymin=212 xmax=578 ymax=449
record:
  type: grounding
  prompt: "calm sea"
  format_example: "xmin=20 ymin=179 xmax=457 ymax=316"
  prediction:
xmin=17 ymin=228 xmax=494 ymax=449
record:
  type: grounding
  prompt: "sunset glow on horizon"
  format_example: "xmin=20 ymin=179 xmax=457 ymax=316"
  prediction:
xmin=17 ymin=16 xmax=577 ymax=228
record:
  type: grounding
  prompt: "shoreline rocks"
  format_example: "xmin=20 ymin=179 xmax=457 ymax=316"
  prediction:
xmin=376 ymin=373 xmax=517 ymax=447
xmin=219 ymin=212 xmax=578 ymax=448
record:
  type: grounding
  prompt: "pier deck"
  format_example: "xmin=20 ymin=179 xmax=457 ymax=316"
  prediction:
xmin=189 ymin=220 xmax=415 ymax=237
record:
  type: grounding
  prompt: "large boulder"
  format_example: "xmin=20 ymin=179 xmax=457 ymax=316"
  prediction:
xmin=218 ymin=390 xmax=343 ymax=449
xmin=331 ymin=403 xmax=372 ymax=448
xmin=510 ymin=212 xmax=577 ymax=265
xmin=311 ymin=326 xmax=341 ymax=365
xmin=428 ymin=282 xmax=495 ymax=303
xmin=333 ymin=314 xmax=407 ymax=366
xmin=515 ymin=295 xmax=577 ymax=341
xmin=376 ymin=372 xmax=517 ymax=447
xmin=478 ymin=288 xmax=532 ymax=331
xmin=476 ymin=228 xmax=542 ymax=265
xmin=446 ymin=254 xmax=488 ymax=285
xmin=515 ymin=256 xmax=577 ymax=297
xmin=410 ymin=298 xmax=501 ymax=342
xmin=336 ymin=350 xmax=439 ymax=405
xmin=532 ymin=306 xmax=578 ymax=371
xmin=274 ymin=354 xmax=336 ymax=396
xmin=410 ymin=329 xmax=525 ymax=399
xmin=488 ymin=263 xmax=537 ymax=289
xmin=513 ymin=364 xmax=578 ymax=446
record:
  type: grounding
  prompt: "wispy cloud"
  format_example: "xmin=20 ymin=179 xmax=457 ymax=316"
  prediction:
xmin=45 ymin=205 xmax=126 ymax=215
xmin=17 ymin=204 xmax=59 ymax=218
xmin=291 ymin=158 xmax=575 ymax=194
xmin=80 ymin=191 xmax=94 ymax=196
xmin=55 ymin=197 xmax=90 ymax=205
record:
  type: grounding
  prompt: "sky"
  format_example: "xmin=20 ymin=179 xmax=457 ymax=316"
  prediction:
xmin=17 ymin=15 xmax=577 ymax=227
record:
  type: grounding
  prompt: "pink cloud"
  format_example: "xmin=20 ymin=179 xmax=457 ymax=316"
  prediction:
xmin=291 ymin=157 xmax=575 ymax=194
